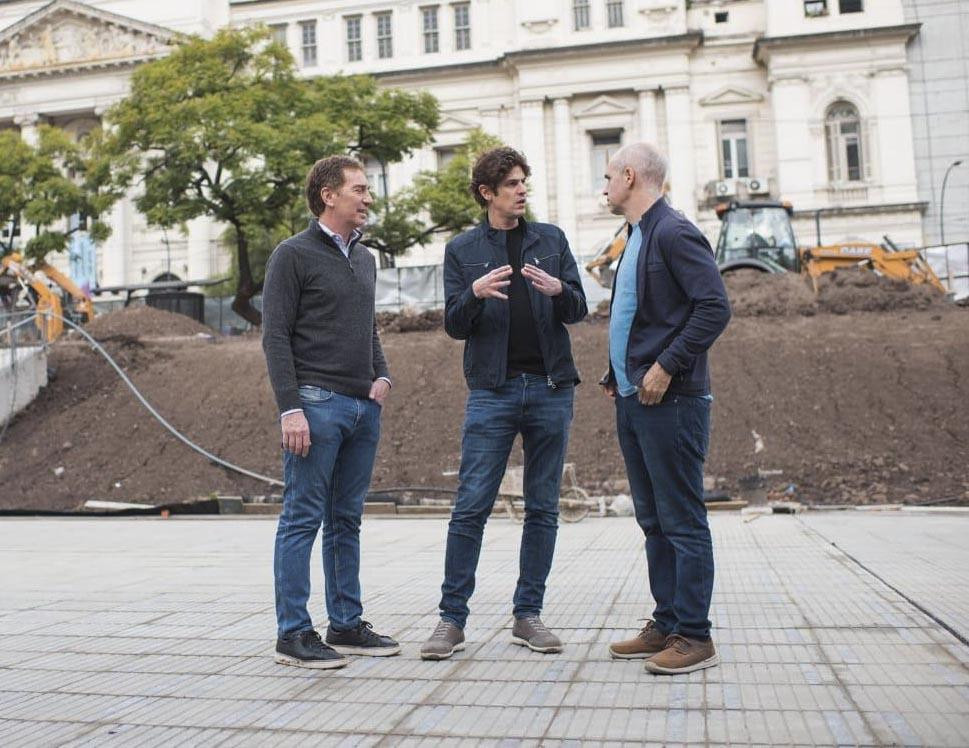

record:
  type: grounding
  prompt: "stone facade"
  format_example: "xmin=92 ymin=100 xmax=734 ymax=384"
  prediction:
xmin=0 ymin=0 xmax=939 ymax=282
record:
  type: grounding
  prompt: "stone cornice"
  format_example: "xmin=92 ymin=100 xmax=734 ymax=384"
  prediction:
xmin=753 ymin=23 xmax=921 ymax=64
xmin=792 ymin=201 xmax=928 ymax=219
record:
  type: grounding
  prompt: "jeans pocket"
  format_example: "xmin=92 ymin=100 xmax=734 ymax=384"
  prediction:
xmin=298 ymin=385 xmax=333 ymax=404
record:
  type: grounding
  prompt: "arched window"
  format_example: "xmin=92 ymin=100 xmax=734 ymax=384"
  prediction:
xmin=825 ymin=101 xmax=866 ymax=183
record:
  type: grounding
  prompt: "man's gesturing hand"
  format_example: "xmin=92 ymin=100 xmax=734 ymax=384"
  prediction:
xmin=281 ymin=411 xmax=311 ymax=457
xmin=472 ymin=265 xmax=513 ymax=300
xmin=521 ymin=263 xmax=563 ymax=296
xmin=637 ymin=361 xmax=673 ymax=406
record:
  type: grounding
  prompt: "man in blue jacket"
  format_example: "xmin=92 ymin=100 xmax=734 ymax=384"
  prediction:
xmin=420 ymin=147 xmax=588 ymax=660
xmin=601 ymin=142 xmax=731 ymax=674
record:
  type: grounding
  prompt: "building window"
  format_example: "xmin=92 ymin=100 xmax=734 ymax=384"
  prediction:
xmin=364 ymin=158 xmax=387 ymax=199
xmin=422 ymin=6 xmax=439 ymax=53
xmin=714 ymin=11 xmax=728 ymax=23
xmin=376 ymin=11 xmax=393 ymax=59
xmin=346 ymin=16 xmax=362 ymax=61
xmin=269 ymin=23 xmax=287 ymax=47
xmin=804 ymin=0 xmax=828 ymax=16
xmin=719 ymin=120 xmax=749 ymax=179
xmin=299 ymin=21 xmax=317 ymax=67
xmin=825 ymin=101 xmax=866 ymax=183
xmin=454 ymin=3 xmax=471 ymax=51
xmin=606 ymin=0 xmax=624 ymax=28
xmin=590 ymin=130 xmax=623 ymax=192
xmin=436 ymin=146 xmax=458 ymax=171
xmin=573 ymin=0 xmax=590 ymax=30
xmin=839 ymin=0 xmax=863 ymax=12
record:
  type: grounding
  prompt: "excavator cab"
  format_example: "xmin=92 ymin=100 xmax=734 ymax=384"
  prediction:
xmin=715 ymin=201 xmax=799 ymax=274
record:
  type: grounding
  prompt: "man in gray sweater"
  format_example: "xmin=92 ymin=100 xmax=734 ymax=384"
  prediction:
xmin=262 ymin=155 xmax=399 ymax=669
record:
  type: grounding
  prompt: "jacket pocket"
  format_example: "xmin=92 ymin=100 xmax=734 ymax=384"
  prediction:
xmin=530 ymin=253 xmax=560 ymax=276
xmin=461 ymin=261 xmax=491 ymax=283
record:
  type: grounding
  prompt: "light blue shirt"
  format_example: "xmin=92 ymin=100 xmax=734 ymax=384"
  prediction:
xmin=318 ymin=220 xmax=361 ymax=258
xmin=609 ymin=225 xmax=644 ymax=397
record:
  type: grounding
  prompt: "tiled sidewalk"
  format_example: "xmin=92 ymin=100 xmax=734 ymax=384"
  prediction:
xmin=0 ymin=512 xmax=967 ymax=745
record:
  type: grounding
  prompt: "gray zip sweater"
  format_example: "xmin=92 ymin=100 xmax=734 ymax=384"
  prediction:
xmin=262 ymin=218 xmax=390 ymax=414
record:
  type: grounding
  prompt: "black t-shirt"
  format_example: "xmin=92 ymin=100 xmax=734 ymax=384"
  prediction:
xmin=504 ymin=220 xmax=546 ymax=378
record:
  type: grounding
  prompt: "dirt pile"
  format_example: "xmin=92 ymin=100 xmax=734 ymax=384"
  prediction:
xmin=82 ymin=305 xmax=212 ymax=339
xmin=376 ymin=308 xmax=444 ymax=333
xmin=2 ymin=307 xmax=967 ymax=511
xmin=723 ymin=270 xmax=817 ymax=316
xmin=815 ymin=268 xmax=944 ymax=314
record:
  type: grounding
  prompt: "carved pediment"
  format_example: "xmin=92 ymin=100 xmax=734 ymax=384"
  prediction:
xmin=0 ymin=0 xmax=178 ymax=80
xmin=574 ymin=95 xmax=636 ymax=119
xmin=698 ymin=86 xmax=764 ymax=107
xmin=437 ymin=112 xmax=477 ymax=132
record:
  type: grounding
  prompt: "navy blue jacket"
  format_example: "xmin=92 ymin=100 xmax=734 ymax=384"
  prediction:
xmin=603 ymin=199 xmax=731 ymax=396
xmin=444 ymin=219 xmax=588 ymax=389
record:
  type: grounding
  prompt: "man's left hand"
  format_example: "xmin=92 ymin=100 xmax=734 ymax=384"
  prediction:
xmin=369 ymin=378 xmax=391 ymax=406
xmin=637 ymin=362 xmax=672 ymax=406
xmin=521 ymin=264 xmax=562 ymax=296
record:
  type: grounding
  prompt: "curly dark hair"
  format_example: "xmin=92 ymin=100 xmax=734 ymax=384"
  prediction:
xmin=305 ymin=155 xmax=365 ymax=216
xmin=469 ymin=147 xmax=531 ymax=208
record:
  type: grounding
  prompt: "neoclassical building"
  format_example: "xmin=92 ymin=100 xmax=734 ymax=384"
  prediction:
xmin=0 ymin=0 xmax=934 ymax=284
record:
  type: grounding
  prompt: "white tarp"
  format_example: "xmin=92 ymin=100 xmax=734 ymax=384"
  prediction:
xmin=924 ymin=243 xmax=969 ymax=300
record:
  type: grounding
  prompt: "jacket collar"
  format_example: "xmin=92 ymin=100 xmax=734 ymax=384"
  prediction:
xmin=480 ymin=216 xmax=538 ymax=249
xmin=634 ymin=196 xmax=671 ymax=235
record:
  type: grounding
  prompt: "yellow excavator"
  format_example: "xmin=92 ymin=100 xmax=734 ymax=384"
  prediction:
xmin=584 ymin=200 xmax=946 ymax=294
xmin=1 ymin=252 xmax=95 ymax=341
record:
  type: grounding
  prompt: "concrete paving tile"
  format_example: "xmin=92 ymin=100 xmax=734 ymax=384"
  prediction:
xmin=0 ymin=667 xmax=90 ymax=693
xmin=62 ymin=723 xmax=231 ymax=747
xmin=0 ymin=718 xmax=99 ymax=746
xmin=56 ymin=671 xmax=209 ymax=698
xmin=0 ymin=691 xmax=148 ymax=722
xmin=430 ymin=679 xmax=568 ymax=708
xmin=396 ymin=705 xmax=555 ymax=739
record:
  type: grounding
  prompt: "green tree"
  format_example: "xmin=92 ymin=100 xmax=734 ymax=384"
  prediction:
xmin=365 ymin=129 xmax=502 ymax=256
xmin=107 ymin=26 xmax=438 ymax=325
xmin=0 ymin=126 xmax=127 ymax=262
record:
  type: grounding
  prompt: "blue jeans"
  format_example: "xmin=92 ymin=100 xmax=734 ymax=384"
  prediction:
xmin=440 ymin=374 xmax=574 ymax=628
xmin=274 ymin=385 xmax=381 ymax=636
xmin=615 ymin=393 xmax=714 ymax=639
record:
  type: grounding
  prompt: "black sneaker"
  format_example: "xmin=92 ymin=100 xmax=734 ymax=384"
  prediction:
xmin=325 ymin=620 xmax=401 ymax=657
xmin=275 ymin=629 xmax=349 ymax=670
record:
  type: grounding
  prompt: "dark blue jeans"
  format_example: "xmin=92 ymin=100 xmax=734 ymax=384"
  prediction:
xmin=274 ymin=385 xmax=381 ymax=636
xmin=615 ymin=392 xmax=714 ymax=639
xmin=440 ymin=374 xmax=574 ymax=628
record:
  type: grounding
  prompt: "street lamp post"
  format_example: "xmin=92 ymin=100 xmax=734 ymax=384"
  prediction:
xmin=940 ymin=159 xmax=964 ymax=245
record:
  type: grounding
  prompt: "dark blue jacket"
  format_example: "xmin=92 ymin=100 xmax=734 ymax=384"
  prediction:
xmin=443 ymin=219 xmax=588 ymax=389
xmin=603 ymin=199 xmax=731 ymax=396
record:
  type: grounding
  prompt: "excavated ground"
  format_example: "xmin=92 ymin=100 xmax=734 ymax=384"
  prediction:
xmin=2 ymin=270 xmax=967 ymax=511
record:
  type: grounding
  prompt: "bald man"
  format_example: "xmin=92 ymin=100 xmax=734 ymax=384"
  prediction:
xmin=600 ymin=143 xmax=731 ymax=674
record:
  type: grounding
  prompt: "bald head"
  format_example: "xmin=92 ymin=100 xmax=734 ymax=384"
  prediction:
xmin=611 ymin=142 xmax=668 ymax=194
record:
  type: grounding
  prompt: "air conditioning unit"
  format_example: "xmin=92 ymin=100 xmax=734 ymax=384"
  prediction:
xmin=707 ymin=180 xmax=736 ymax=198
xmin=745 ymin=177 xmax=770 ymax=195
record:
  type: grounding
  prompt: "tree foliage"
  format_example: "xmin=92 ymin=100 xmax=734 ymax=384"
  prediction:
xmin=0 ymin=126 xmax=127 ymax=263
xmin=106 ymin=26 xmax=438 ymax=324
xmin=365 ymin=129 xmax=502 ymax=255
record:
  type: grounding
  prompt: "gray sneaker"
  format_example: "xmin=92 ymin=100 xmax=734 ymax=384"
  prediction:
xmin=511 ymin=616 xmax=563 ymax=653
xmin=420 ymin=620 xmax=465 ymax=660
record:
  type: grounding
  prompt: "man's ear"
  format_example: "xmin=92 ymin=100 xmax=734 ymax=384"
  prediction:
xmin=478 ymin=184 xmax=493 ymax=204
xmin=320 ymin=186 xmax=333 ymax=208
xmin=624 ymin=166 xmax=636 ymax=187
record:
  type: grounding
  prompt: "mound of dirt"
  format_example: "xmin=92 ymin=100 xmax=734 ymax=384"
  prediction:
xmin=815 ymin=268 xmax=945 ymax=314
xmin=82 ymin=305 xmax=212 ymax=340
xmin=376 ymin=308 xmax=444 ymax=333
xmin=723 ymin=270 xmax=817 ymax=317
xmin=2 ymin=309 xmax=967 ymax=511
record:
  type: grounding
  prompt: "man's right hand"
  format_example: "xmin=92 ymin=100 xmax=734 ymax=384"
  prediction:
xmin=472 ymin=265 xmax=513 ymax=300
xmin=281 ymin=411 xmax=311 ymax=457
xmin=600 ymin=382 xmax=617 ymax=399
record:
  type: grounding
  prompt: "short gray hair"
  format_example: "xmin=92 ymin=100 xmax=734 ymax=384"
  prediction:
xmin=612 ymin=142 xmax=668 ymax=192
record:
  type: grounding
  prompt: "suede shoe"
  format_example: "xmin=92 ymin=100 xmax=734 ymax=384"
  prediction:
xmin=608 ymin=620 xmax=668 ymax=659
xmin=325 ymin=620 xmax=401 ymax=657
xmin=420 ymin=620 xmax=466 ymax=660
xmin=275 ymin=629 xmax=349 ymax=670
xmin=645 ymin=634 xmax=719 ymax=674
xmin=511 ymin=616 xmax=563 ymax=653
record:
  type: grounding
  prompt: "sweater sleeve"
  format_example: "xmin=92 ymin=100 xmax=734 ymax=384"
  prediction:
xmin=261 ymin=243 xmax=303 ymax=414
xmin=655 ymin=226 xmax=732 ymax=376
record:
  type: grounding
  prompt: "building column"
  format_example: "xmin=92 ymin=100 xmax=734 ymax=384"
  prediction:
xmin=519 ymin=99 xmax=548 ymax=220
xmin=553 ymin=97 xmax=577 ymax=245
xmin=870 ymin=67 xmax=919 ymax=206
xmin=14 ymin=113 xmax=40 ymax=146
xmin=663 ymin=86 xmax=697 ymax=220
xmin=769 ymin=75 xmax=814 ymax=207
xmin=637 ymin=88 xmax=658 ymax=143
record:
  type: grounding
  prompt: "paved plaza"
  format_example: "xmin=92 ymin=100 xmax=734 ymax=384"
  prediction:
xmin=1 ymin=510 xmax=967 ymax=746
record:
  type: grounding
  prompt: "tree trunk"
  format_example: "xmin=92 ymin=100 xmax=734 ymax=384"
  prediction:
xmin=231 ymin=229 xmax=262 ymax=326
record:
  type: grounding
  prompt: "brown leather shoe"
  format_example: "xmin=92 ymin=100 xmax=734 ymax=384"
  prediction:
xmin=644 ymin=633 xmax=719 ymax=674
xmin=608 ymin=620 xmax=668 ymax=659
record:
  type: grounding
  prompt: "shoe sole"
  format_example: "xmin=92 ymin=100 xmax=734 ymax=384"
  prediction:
xmin=609 ymin=648 xmax=657 ymax=660
xmin=511 ymin=636 xmax=563 ymax=654
xmin=328 ymin=644 xmax=401 ymax=657
xmin=420 ymin=642 xmax=465 ymax=660
xmin=644 ymin=653 xmax=720 ymax=674
xmin=274 ymin=652 xmax=349 ymax=670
